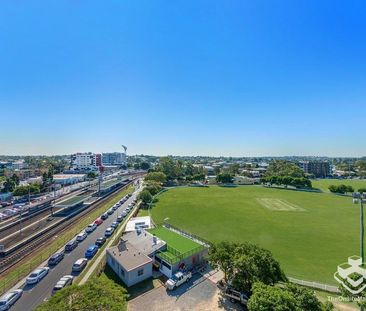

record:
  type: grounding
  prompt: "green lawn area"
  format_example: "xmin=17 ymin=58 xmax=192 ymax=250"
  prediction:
xmin=148 ymin=226 xmax=201 ymax=253
xmin=312 ymin=179 xmax=366 ymax=192
xmin=149 ymin=185 xmax=360 ymax=285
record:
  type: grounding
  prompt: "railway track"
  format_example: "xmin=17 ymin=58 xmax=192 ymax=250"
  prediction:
xmin=0 ymin=179 xmax=135 ymax=276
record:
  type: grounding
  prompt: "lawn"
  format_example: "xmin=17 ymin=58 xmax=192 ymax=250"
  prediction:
xmin=312 ymin=179 xmax=366 ymax=192
xmin=149 ymin=185 xmax=361 ymax=285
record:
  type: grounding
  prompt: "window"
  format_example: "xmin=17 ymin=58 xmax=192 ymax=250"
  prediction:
xmin=138 ymin=269 xmax=144 ymax=276
xmin=120 ymin=267 xmax=125 ymax=276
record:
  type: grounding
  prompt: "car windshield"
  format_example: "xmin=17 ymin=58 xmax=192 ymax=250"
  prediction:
xmin=0 ymin=301 xmax=6 ymax=305
xmin=171 ymin=275 xmax=179 ymax=281
xmin=29 ymin=273 xmax=38 ymax=277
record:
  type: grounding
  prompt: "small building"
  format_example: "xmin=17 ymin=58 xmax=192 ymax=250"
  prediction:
xmin=106 ymin=226 xmax=207 ymax=286
xmin=125 ymin=216 xmax=152 ymax=232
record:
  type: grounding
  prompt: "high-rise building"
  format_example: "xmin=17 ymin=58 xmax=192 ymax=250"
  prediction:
xmin=298 ymin=161 xmax=331 ymax=178
xmin=102 ymin=152 xmax=127 ymax=166
xmin=71 ymin=152 xmax=99 ymax=171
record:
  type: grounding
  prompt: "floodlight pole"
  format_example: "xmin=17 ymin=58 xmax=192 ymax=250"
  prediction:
xmin=361 ymin=199 xmax=364 ymax=264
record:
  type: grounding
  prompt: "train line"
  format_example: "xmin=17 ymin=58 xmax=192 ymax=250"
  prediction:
xmin=0 ymin=179 xmax=136 ymax=276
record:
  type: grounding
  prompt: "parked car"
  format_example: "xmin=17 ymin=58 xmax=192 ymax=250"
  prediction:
xmin=95 ymin=237 xmax=106 ymax=247
xmin=26 ymin=267 xmax=50 ymax=285
xmin=85 ymin=245 xmax=98 ymax=258
xmin=72 ymin=258 xmax=88 ymax=272
xmin=0 ymin=289 xmax=23 ymax=310
xmin=111 ymin=221 xmax=118 ymax=229
xmin=76 ymin=231 xmax=88 ymax=242
xmin=165 ymin=271 xmax=192 ymax=290
xmin=101 ymin=212 xmax=108 ymax=220
xmin=107 ymin=208 xmax=114 ymax=215
xmin=48 ymin=252 xmax=64 ymax=266
xmin=116 ymin=215 xmax=123 ymax=222
xmin=105 ymin=227 xmax=114 ymax=237
xmin=122 ymin=211 xmax=127 ymax=217
xmin=64 ymin=239 xmax=78 ymax=252
xmin=94 ymin=218 xmax=103 ymax=226
xmin=128 ymin=203 xmax=133 ymax=208
xmin=52 ymin=275 xmax=73 ymax=294
xmin=85 ymin=223 xmax=97 ymax=233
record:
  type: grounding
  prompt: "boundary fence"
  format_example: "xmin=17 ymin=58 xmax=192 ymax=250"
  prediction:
xmin=287 ymin=277 xmax=340 ymax=293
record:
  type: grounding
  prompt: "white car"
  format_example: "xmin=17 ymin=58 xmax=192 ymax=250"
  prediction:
xmin=52 ymin=275 xmax=73 ymax=294
xmin=76 ymin=231 xmax=87 ymax=241
xmin=72 ymin=258 xmax=88 ymax=272
xmin=85 ymin=223 xmax=97 ymax=233
xmin=104 ymin=227 xmax=114 ymax=237
xmin=0 ymin=289 xmax=23 ymax=310
xmin=165 ymin=271 xmax=192 ymax=290
xmin=26 ymin=267 xmax=50 ymax=285
xmin=122 ymin=211 xmax=127 ymax=217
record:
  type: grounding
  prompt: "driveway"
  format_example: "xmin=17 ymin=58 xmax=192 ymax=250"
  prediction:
xmin=128 ymin=271 xmax=245 ymax=311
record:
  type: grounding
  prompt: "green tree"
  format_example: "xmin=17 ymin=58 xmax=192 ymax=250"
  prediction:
xmin=265 ymin=160 xmax=305 ymax=178
xmin=358 ymin=188 xmax=366 ymax=194
xmin=11 ymin=173 xmax=20 ymax=186
xmin=2 ymin=178 xmax=16 ymax=193
xmin=208 ymin=241 xmax=238 ymax=282
xmin=87 ymin=172 xmax=97 ymax=179
xmin=248 ymin=282 xmax=297 ymax=311
xmin=138 ymin=189 xmax=153 ymax=205
xmin=140 ymin=162 xmax=150 ymax=170
xmin=35 ymin=277 xmax=127 ymax=311
xmin=145 ymin=172 xmax=167 ymax=184
xmin=144 ymin=182 xmax=162 ymax=196
xmin=216 ymin=173 xmax=234 ymax=184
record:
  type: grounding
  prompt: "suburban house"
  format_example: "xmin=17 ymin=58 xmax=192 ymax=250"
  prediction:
xmin=106 ymin=224 xmax=207 ymax=287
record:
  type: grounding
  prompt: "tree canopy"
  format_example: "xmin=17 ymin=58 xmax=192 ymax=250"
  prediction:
xmin=265 ymin=160 xmax=305 ymax=178
xmin=216 ymin=173 xmax=234 ymax=184
xmin=208 ymin=241 xmax=286 ymax=292
xmin=145 ymin=172 xmax=167 ymax=184
xmin=35 ymin=277 xmax=128 ymax=311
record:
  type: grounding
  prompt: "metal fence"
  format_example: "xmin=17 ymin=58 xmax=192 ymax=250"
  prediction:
xmin=163 ymin=223 xmax=212 ymax=247
xmin=287 ymin=277 xmax=340 ymax=293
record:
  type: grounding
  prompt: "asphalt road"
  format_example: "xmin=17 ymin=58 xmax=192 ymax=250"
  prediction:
xmin=10 ymin=182 xmax=139 ymax=311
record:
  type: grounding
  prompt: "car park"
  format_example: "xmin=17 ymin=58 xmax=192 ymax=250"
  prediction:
xmin=85 ymin=223 xmax=97 ymax=233
xmin=95 ymin=237 xmax=106 ymax=247
xmin=72 ymin=258 xmax=88 ymax=272
xmin=105 ymin=227 xmax=114 ymax=237
xmin=0 ymin=289 xmax=23 ymax=310
xmin=52 ymin=275 xmax=73 ymax=294
xmin=111 ymin=221 xmax=118 ymax=228
xmin=94 ymin=218 xmax=103 ymax=226
xmin=26 ymin=267 xmax=50 ymax=285
xmin=64 ymin=239 xmax=78 ymax=252
xmin=76 ymin=231 xmax=88 ymax=242
xmin=116 ymin=215 xmax=123 ymax=222
xmin=101 ymin=212 xmax=108 ymax=220
xmin=48 ymin=252 xmax=64 ymax=266
xmin=85 ymin=245 xmax=98 ymax=258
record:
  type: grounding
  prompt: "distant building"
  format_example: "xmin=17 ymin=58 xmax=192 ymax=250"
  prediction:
xmin=102 ymin=152 xmax=126 ymax=166
xmin=298 ymin=161 xmax=331 ymax=178
xmin=12 ymin=160 xmax=27 ymax=170
xmin=70 ymin=153 xmax=100 ymax=171
xmin=53 ymin=174 xmax=86 ymax=185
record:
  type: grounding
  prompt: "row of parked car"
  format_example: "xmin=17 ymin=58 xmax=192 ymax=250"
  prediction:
xmin=0 ymin=193 xmax=136 ymax=310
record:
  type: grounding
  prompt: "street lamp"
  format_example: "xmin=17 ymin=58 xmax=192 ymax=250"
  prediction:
xmin=353 ymin=192 xmax=366 ymax=263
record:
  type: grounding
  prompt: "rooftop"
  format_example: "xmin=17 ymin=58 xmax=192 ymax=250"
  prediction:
xmin=125 ymin=216 xmax=152 ymax=232
xmin=107 ymin=241 xmax=152 ymax=271
xmin=122 ymin=229 xmax=165 ymax=256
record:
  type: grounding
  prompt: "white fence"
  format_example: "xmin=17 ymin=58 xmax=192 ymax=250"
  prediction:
xmin=287 ymin=277 xmax=340 ymax=293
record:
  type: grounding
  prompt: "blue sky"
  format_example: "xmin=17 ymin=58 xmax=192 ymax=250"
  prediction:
xmin=0 ymin=0 xmax=365 ymax=156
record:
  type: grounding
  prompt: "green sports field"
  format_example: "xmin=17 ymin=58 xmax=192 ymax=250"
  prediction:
xmin=312 ymin=179 xmax=366 ymax=192
xmin=149 ymin=185 xmax=361 ymax=284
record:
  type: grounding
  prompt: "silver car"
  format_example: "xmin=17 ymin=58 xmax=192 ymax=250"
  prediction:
xmin=26 ymin=267 xmax=50 ymax=285
xmin=0 ymin=289 xmax=23 ymax=310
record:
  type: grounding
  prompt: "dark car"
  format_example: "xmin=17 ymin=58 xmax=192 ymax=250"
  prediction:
xmin=95 ymin=237 xmax=106 ymax=247
xmin=116 ymin=215 xmax=123 ymax=223
xmin=48 ymin=252 xmax=64 ymax=266
xmin=64 ymin=239 xmax=78 ymax=252
xmin=101 ymin=213 xmax=108 ymax=220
